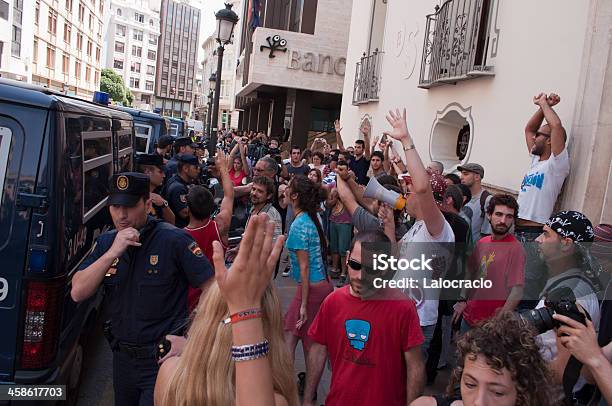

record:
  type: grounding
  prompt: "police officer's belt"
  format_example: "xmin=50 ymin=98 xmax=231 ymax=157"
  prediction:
xmin=116 ymin=342 xmax=156 ymax=359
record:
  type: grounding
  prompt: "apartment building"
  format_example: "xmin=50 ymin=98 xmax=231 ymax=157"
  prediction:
xmin=154 ymin=0 xmax=200 ymax=119
xmin=104 ymin=0 xmax=160 ymax=110
xmin=0 ymin=0 xmax=34 ymax=82
xmin=31 ymin=0 xmax=105 ymax=98
xmin=339 ymin=0 xmax=611 ymax=223
xmin=234 ymin=0 xmax=353 ymax=146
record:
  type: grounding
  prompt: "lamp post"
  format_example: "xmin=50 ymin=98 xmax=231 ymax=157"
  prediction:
xmin=206 ymin=73 xmax=216 ymax=138
xmin=209 ymin=3 xmax=239 ymax=155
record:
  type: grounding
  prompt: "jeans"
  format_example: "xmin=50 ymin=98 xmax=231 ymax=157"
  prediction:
xmin=421 ymin=324 xmax=436 ymax=361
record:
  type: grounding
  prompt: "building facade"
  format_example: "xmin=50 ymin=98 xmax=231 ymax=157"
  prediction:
xmin=154 ymin=0 xmax=200 ymax=119
xmin=31 ymin=0 xmax=105 ymax=98
xmin=339 ymin=0 xmax=611 ymax=224
xmin=104 ymin=0 xmax=160 ymax=110
xmin=0 ymin=0 xmax=34 ymax=83
xmin=234 ymin=0 xmax=353 ymax=147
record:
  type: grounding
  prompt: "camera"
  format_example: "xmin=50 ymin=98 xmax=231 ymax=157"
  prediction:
xmin=518 ymin=287 xmax=586 ymax=335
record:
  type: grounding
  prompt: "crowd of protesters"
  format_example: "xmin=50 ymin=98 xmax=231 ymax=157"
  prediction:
xmin=73 ymin=93 xmax=611 ymax=406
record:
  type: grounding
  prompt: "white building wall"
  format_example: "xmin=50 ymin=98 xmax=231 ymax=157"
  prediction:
xmin=105 ymin=0 xmax=160 ymax=109
xmin=340 ymin=0 xmax=589 ymax=194
xmin=0 ymin=0 xmax=34 ymax=82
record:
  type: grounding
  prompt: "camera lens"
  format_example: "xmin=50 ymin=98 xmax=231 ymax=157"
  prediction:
xmin=518 ymin=307 xmax=555 ymax=335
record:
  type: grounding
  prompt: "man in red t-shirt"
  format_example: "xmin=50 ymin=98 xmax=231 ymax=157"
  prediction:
xmin=304 ymin=231 xmax=425 ymax=406
xmin=452 ymin=194 xmax=526 ymax=330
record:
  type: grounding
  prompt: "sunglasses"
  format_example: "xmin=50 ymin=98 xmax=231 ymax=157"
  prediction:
xmin=347 ymin=258 xmax=362 ymax=270
xmin=535 ymin=131 xmax=551 ymax=138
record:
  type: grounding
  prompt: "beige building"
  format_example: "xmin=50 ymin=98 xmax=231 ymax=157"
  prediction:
xmin=339 ymin=0 xmax=611 ymax=224
xmin=32 ymin=0 xmax=106 ymax=98
xmin=234 ymin=0 xmax=353 ymax=146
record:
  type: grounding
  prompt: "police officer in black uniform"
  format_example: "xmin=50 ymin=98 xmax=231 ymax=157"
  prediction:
xmin=135 ymin=154 xmax=175 ymax=224
xmin=165 ymin=154 xmax=200 ymax=228
xmin=165 ymin=137 xmax=197 ymax=178
xmin=71 ymin=173 xmax=213 ymax=406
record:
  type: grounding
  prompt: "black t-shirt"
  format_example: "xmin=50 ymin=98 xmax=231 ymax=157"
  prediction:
xmin=285 ymin=162 xmax=310 ymax=177
xmin=349 ymin=155 xmax=370 ymax=185
xmin=598 ymin=278 xmax=612 ymax=347
xmin=442 ymin=211 xmax=471 ymax=281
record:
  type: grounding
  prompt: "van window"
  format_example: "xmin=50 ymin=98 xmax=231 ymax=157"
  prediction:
xmin=117 ymin=128 xmax=133 ymax=172
xmin=81 ymin=118 xmax=113 ymax=222
xmin=169 ymin=123 xmax=178 ymax=137
xmin=135 ymin=123 xmax=152 ymax=154
xmin=0 ymin=127 xmax=11 ymax=209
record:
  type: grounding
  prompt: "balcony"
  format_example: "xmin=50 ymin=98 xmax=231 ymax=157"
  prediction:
xmin=418 ymin=0 xmax=495 ymax=89
xmin=352 ymin=49 xmax=383 ymax=105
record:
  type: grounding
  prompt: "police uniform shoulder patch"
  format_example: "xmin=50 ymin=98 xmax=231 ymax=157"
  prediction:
xmin=180 ymin=194 xmax=187 ymax=203
xmin=188 ymin=241 xmax=203 ymax=257
xmin=150 ymin=255 xmax=159 ymax=265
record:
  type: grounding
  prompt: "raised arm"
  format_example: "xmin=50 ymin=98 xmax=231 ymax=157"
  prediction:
xmin=334 ymin=119 xmax=346 ymax=151
xmin=239 ymin=142 xmax=250 ymax=175
xmin=382 ymin=140 xmax=392 ymax=174
xmin=362 ymin=123 xmax=372 ymax=160
xmin=335 ymin=166 xmax=360 ymax=215
xmin=214 ymin=150 xmax=234 ymax=242
xmin=524 ymin=94 xmax=546 ymax=153
xmin=384 ymin=108 xmax=445 ymax=237
xmin=536 ymin=93 xmax=565 ymax=156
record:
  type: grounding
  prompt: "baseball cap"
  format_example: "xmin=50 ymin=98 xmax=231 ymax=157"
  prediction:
xmin=157 ymin=135 xmax=174 ymax=149
xmin=108 ymin=172 xmax=150 ymax=207
xmin=135 ymin=154 xmax=164 ymax=168
xmin=176 ymin=154 xmax=199 ymax=166
xmin=456 ymin=163 xmax=484 ymax=178
xmin=175 ymin=136 xmax=197 ymax=149
xmin=429 ymin=173 xmax=448 ymax=205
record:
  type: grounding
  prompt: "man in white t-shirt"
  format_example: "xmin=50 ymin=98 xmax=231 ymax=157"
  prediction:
xmin=517 ymin=92 xmax=570 ymax=308
xmin=380 ymin=108 xmax=455 ymax=358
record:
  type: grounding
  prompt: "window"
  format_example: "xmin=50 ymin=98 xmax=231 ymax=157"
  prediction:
xmin=62 ymin=53 xmax=69 ymax=73
xmin=132 ymin=45 xmax=141 ymax=57
xmin=114 ymin=41 xmax=124 ymax=53
xmin=85 ymin=65 xmax=91 ymax=81
xmin=130 ymin=77 xmax=140 ymax=88
xmin=133 ymin=29 xmax=143 ymax=41
xmin=0 ymin=126 xmax=13 ymax=210
xmin=64 ymin=22 xmax=71 ymax=43
xmin=134 ymin=12 xmax=144 ymax=23
xmin=145 ymin=80 xmax=153 ymax=91
xmin=75 ymin=60 xmax=81 ymax=79
xmin=141 ymin=94 xmax=151 ymax=104
xmin=35 ymin=1 xmax=39 ymax=24
xmin=77 ymin=32 xmax=83 ymax=50
xmin=87 ymin=40 xmax=92 ymax=56
xmin=116 ymin=7 xmax=121 ymax=16
xmin=430 ymin=104 xmax=474 ymax=170
xmin=146 ymin=65 xmax=155 ymax=75
xmin=147 ymin=50 xmax=156 ymax=60
xmin=113 ymin=59 xmax=123 ymax=69
xmin=66 ymin=0 xmax=73 ymax=11
xmin=94 ymin=69 xmax=99 ymax=86
xmin=130 ymin=61 xmax=140 ymax=73
xmin=116 ymin=24 xmax=126 ymax=36
xmin=99 ymin=0 xmax=103 ymax=14
xmin=46 ymin=45 xmax=56 ymax=69
xmin=148 ymin=34 xmax=157 ymax=45
xmin=11 ymin=26 xmax=21 ymax=57
xmin=0 ymin=0 xmax=9 ymax=20
xmin=149 ymin=18 xmax=154 ymax=26
xmin=48 ymin=9 xmax=58 ymax=35
xmin=79 ymin=119 xmax=113 ymax=219
xmin=89 ymin=13 xmax=93 ymax=30
xmin=134 ymin=123 xmax=151 ymax=154
xmin=78 ymin=2 xmax=85 ymax=22
xmin=95 ymin=46 xmax=100 ymax=62
xmin=33 ymin=38 xmax=38 ymax=62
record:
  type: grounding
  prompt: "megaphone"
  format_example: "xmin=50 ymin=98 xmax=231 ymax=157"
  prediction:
xmin=363 ymin=176 xmax=406 ymax=210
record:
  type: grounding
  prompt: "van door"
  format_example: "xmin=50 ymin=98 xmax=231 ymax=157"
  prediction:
xmin=0 ymin=117 xmax=28 ymax=382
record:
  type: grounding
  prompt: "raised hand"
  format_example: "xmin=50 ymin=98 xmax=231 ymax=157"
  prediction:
xmin=383 ymin=108 xmax=411 ymax=142
xmin=212 ymin=214 xmax=285 ymax=313
xmin=215 ymin=149 xmax=229 ymax=172
xmin=547 ymin=93 xmax=561 ymax=107
xmin=107 ymin=228 xmax=141 ymax=258
xmin=334 ymin=119 xmax=342 ymax=133
xmin=533 ymin=92 xmax=548 ymax=106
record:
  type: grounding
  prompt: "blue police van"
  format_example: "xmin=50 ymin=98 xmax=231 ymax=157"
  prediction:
xmin=113 ymin=106 xmax=169 ymax=155
xmin=165 ymin=116 xmax=186 ymax=139
xmin=0 ymin=79 xmax=134 ymax=402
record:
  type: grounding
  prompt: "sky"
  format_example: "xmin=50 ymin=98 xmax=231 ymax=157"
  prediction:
xmin=196 ymin=0 xmax=231 ymax=63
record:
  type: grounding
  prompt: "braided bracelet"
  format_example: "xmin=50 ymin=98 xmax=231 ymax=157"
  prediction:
xmin=231 ymin=339 xmax=270 ymax=362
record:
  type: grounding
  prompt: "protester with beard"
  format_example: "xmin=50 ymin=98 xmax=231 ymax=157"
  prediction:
xmin=516 ymin=92 xmax=570 ymax=308
xmin=452 ymin=194 xmax=525 ymax=333
xmin=303 ymin=231 xmax=425 ymax=406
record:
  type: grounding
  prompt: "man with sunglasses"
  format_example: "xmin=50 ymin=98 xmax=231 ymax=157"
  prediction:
xmin=517 ymin=92 xmax=570 ymax=308
xmin=304 ymin=231 xmax=425 ymax=406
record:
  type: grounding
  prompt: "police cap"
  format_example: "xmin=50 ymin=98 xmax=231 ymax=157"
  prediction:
xmin=135 ymin=153 xmax=164 ymax=168
xmin=157 ymin=135 xmax=174 ymax=149
xmin=175 ymin=136 xmax=197 ymax=149
xmin=176 ymin=154 xmax=199 ymax=166
xmin=108 ymin=172 xmax=150 ymax=207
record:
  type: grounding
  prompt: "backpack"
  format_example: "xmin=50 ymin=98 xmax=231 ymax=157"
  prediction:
xmin=479 ymin=190 xmax=492 ymax=218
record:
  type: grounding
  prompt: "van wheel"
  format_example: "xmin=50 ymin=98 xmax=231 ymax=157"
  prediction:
xmin=66 ymin=343 xmax=83 ymax=406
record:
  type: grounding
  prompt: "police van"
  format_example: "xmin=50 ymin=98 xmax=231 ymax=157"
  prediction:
xmin=113 ymin=106 xmax=169 ymax=155
xmin=0 ymin=79 xmax=134 ymax=401
xmin=165 ymin=116 xmax=185 ymax=138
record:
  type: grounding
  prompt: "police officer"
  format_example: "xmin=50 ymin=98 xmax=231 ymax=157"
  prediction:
xmin=136 ymin=154 xmax=175 ymax=225
xmin=71 ymin=172 xmax=213 ymax=406
xmin=165 ymin=154 xmax=200 ymax=228
xmin=165 ymin=137 xmax=197 ymax=178
xmin=155 ymin=135 xmax=174 ymax=163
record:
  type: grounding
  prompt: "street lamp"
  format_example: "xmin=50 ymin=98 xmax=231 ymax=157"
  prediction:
xmin=209 ymin=3 xmax=239 ymax=155
xmin=206 ymin=73 xmax=216 ymax=138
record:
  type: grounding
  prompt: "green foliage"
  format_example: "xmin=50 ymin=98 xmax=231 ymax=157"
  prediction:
xmin=100 ymin=68 xmax=132 ymax=106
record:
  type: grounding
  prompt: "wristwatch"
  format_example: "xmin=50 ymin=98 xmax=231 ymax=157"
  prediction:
xmin=156 ymin=200 xmax=169 ymax=208
xmin=403 ymin=143 xmax=415 ymax=152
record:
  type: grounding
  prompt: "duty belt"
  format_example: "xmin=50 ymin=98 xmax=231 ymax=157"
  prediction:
xmin=116 ymin=342 xmax=157 ymax=359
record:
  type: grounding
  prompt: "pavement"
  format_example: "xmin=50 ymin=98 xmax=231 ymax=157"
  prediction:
xmin=77 ymin=275 xmax=450 ymax=405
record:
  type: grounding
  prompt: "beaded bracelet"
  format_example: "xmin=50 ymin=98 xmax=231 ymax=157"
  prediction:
xmin=231 ymin=339 xmax=270 ymax=362
xmin=222 ymin=308 xmax=263 ymax=325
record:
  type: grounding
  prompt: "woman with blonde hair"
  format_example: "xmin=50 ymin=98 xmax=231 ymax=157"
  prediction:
xmin=155 ymin=214 xmax=298 ymax=406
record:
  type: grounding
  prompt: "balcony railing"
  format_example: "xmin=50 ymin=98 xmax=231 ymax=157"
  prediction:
xmin=419 ymin=0 xmax=495 ymax=89
xmin=352 ymin=49 xmax=383 ymax=105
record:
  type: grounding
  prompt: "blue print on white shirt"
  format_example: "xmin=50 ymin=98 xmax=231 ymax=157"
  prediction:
xmin=521 ymin=172 xmax=545 ymax=192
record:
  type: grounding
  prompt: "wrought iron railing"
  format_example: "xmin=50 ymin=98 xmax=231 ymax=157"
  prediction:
xmin=419 ymin=0 xmax=494 ymax=88
xmin=352 ymin=49 xmax=383 ymax=105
